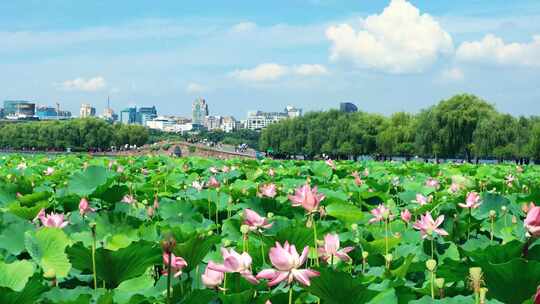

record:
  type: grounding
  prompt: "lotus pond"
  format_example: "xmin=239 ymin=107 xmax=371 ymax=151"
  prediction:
xmin=1 ymin=154 xmax=540 ymax=304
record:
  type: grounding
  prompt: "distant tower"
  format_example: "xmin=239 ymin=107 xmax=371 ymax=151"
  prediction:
xmin=192 ymin=98 xmax=209 ymax=125
xmin=339 ymin=102 xmax=358 ymax=113
xmin=80 ymin=103 xmax=96 ymax=118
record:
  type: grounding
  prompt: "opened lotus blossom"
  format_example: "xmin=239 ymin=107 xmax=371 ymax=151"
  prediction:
xmin=207 ymin=248 xmax=258 ymax=284
xmin=505 ymin=174 xmax=515 ymax=187
xmin=288 ymin=183 xmax=325 ymax=213
xmin=259 ymin=183 xmax=277 ymax=198
xmin=121 ymin=194 xmax=135 ymax=204
xmin=459 ymin=192 xmax=482 ymax=209
xmin=318 ymin=233 xmax=354 ymax=263
xmin=244 ymin=208 xmax=273 ymax=231
xmin=202 ymin=262 xmax=224 ymax=289
xmin=256 ymin=241 xmax=319 ymax=286
xmin=36 ymin=209 xmax=69 ymax=228
xmin=413 ymin=212 xmax=448 ymax=239
xmin=79 ymin=198 xmax=95 ymax=216
xmin=415 ymin=194 xmax=431 ymax=206
xmin=192 ymin=180 xmax=204 ymax=191
xmin=401 ymin=209 xmax=412 ymax=223
xmin=207 ymin=176 xmax=220 ymax=188
xmin=524 ymin=203 xmax=540 ymax=237
xmin=162 ymin=252 xmax=188 ymax=278
xmin=426 ymin=178 xmax=440 ymax=189
xmin=44 ymin=167 xmax=55 ymax=175
xmin=449 ymin=183 xmax=460 ymax=194
xmin=369 ymin=204 xmax=392 ymax=224
xmin=325 ymin=159 xmax=336 ymax=170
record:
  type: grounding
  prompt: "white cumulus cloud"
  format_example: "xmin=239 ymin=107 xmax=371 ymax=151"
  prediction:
xmin=325 ymin=0 xmax=453 ymax=74
xmin=456 ymin=34 xmax=540 ymax=67
xmin=440 ymin=67 xmax=464 ymax=81
xmin=60 ymin=76 xmax=106 ymax=92
xmin=186 ymin=82 xmax=206 ymax=93
xmin=231 ymin=22 xmax=257 ymax=33
xmin=230 ymin=63 xmax=328 ymax=82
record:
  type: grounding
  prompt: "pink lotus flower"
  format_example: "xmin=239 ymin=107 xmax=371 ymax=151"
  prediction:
xmin=534 ymin=285 xmax=540 ymax=304
xmin=414 ymin=194 xmax=431 ymax=206
xmin=244 ymin=208 xmax=273 ymax=231
xmin=207 ymin=248 xmax=258 ymax=284
xmin=44 ymin=167 xmax=55 ymax=176
xmin=524 ymin=204 xmax=540 ymax=237
xmin=505 ymin=174 xmax=515 ymax=187
xmin=202 ymin=262 xmax=224 ymax=289
xmin=449 ymin=183 xmax=460 ymax=194
xmin=37 ymin=210 xmax=69 ymax=229
xmin=368 ymin=204 xmax=392 ymax=224
xmin=116 ymin=166 xmax=125 ymax=173
xmin=222 ymin=166 xmax=230 ymax=173
xmin=121 ymin=194 xmax=135 ymax=204
xmin=401 ymin=209 xmax=412 ymax=223
xmin=325 ymin=159 xmax=336 ymax=170
xmin=207 ymin=176 xmax=220 ymax=188
xmin=147 ymin=206 xmax=155 ymax=217
xmin=363 ymin=168 xmax=369 ymax=177
xmin=318 ymin=233 xmax=354 ymax=263
xmin=79 ymin=198 xmax=95 ymax=216
xmin=459 ymin=192 xmax=482 ymax=209
xmin=351 ymin=171 xmax=364 ymax=186
xmin=192 ymin=180 xmax=204 ymax=191
xmin=413 ymin=212 xmax=448 ymax=239
xmin=288 ymin=183 xmax=325 ymax=213
xmin=256 ymin=241 xmax=319 ymax=286
xmin=259 ymin=183 xmax=277 ymax=198
xmin=162 ymin=252 xmax=188 ymax=278
xmin=425 ymin=178 xmax=440 ymax=189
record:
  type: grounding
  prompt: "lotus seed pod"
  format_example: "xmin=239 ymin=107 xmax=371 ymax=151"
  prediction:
xmin=240 ymin=225 xmax=250 ymax=234
xmin=385 ymin=254 xmax=393 ymax=263
xmin=43 ymin=269 xmax=56 ymax=279
xmin=489 ymin=210 xmax=496 ymax=218
xmin=479 ymin=287 xmax=488 ymax=302
xmin=161 ymin=235 xmax=177 ymax=254
xmin=469 ymin=267 xmax=484 ymax=293
xmin=223 ymin=239 xmax=232 ymax=247
xmin=351 ymin=223 xmax=358 ymax=231
xmin=435 ymin=278 xmax=445 ymax=289
xmin=501 ymin=206 xmax=507 ymax=212
xmin=362 ymin=251 xmax=369 ymax=259
xmin=426 ymin=259 xmax=437 ymax=272
xmin=207 ymin=230 xmax=214 ymax=236
xmin=267 ymin=212 xmax=274 ymax=218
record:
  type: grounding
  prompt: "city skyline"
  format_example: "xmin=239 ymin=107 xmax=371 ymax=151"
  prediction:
xmin=1 ymin=1 xmax=540 ymax=117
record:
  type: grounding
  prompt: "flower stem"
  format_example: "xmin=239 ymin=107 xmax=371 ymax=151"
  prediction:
xmin=167 ymin=251 xmax=172 ymax=304
xmin=385 ymin=218 xmax=389 ymax=257
xmin=467 ymin=209 xmax=471 ymax=241
xmin=288 ymin=286 xmax=293 ymax=304
xmin=312 ymin=215 xmax=319 ymax=266
xmin=223 ymin=273 xmax=227 ymax=295
xmin=431 ymin=237 xmax=435 ymax=260
xmin=91 ymin=224 xmax=97 ymax=290
xmin=430 ymin=270 xmax=435 ymax=299
xmin=259 ymin=233 xmax=266 ymax=265
xmin=490 ymin=217 xmax=494 ymax=243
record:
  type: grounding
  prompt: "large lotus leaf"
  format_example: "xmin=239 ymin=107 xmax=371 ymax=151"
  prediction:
xmin=17 ymin=191 xmax=52 ymax=207
xmin=113 ymin=273 xmax=161 ymax=304
xmin=174 ymin=234 xmax=221 ymax=271
xmin=68 ymin=240 xmax=161 ymax=288
xmin=310 ymin=162 xmax=333 ymax=179
xmin=0 ymin=213 xmax=35 ymax=255
xmin=463 ymin=240 xmax=523 ymax=264
xmin=410 ymin=295 xmax=504 ymax=303
xmin=0 ymin=260 xmax=35 ymax=291
xmin=361 ymin=236 xmax=401 ymax=256
xmin=326 ymin=202 xmax=364 ymax=224
xmin=218 ymin=289 xmax=254 ymax=304
xmin=7 ymin=200 xmax=50 ymax=221
xmin=178 ymin=289 xmax=217 ymax=304
xmin=95 ymin=212 xmax=143 ymax=251
xmin=272 ymin=225 xmax=313 ymax=252
xmin=67 ymin=166 xmax=114 ymax=197
xmin=25 ymin=228 xmax=72 ymax=279
xmin=480 ymin=258 xmax=540 ymax=303
xmin=474 ymin=193 xmax=510 ymax=220
xmin=0 ymin=276 xmax=48 ymax=304
xmin=41 ymin=287 xmax=108 ymax=304
xmin=306 ymin=269 xmax=376 ymax=304
xmin=366 ymin=288 xmax=397 ymax=304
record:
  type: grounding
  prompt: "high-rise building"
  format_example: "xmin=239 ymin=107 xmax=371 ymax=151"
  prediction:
xmin=101 ymin=97 xmax=117 ymax=122
xmin=137 ymin=106 xmax=157 ymax=126
xmin=285 ymin=105 xmax=302 ymax=118
xmin=245 ymin=106 xmax=302 ymax=131
xmin=221 ymin=116 xmax=238 ymax=133
xmin=120 ymin=107 xmax=137 ymax=124
xmin=204 ymin=115 xmax=222 ymax=131
xmin=4 ymin=100 xmax=36 ymax=118
xmin=36 ymin=105 xmax=71 ymax=120
xmin=80 ymin=104 xmax=96 ymax=118
xmin=192 ymin=98 xmax=209 ymax=126
xmin=339 ymin=102 xmax=358 ymax=113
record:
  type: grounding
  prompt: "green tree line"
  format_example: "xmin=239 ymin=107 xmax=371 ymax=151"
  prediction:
xmin=0 ymin=118 xmax=149 ymax=151
xmin=260 ymin=94 xmax=540 ymax=162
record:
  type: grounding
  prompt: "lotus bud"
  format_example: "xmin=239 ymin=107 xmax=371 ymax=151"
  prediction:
xmin=426 ymin=259 xmax=437 ymax=272
xmin=512 ymin=215 xmax=517 ymax=224
xmin=435 ymin=278 xmax=445 ymax=289
xmin=161 ymin=235 xmax=177 ymax=254
xmin=489 ymin=210 xmax=496 ymax=218
xmin=362 ymin=251 xmax=369 ymax=259
xmin=240 ymin=225 xmax=250 ymax=234
xmin=501 ymin=206 xmax=507 ymax=212
xmin=351 ymin=223 xmax=358 ymax=231
xmin=223 ymin=239 xmax=232 ymax=247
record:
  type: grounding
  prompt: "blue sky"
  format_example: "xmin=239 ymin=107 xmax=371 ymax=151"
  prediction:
xmin=1 ymin=0 xmax=540 ymax=118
